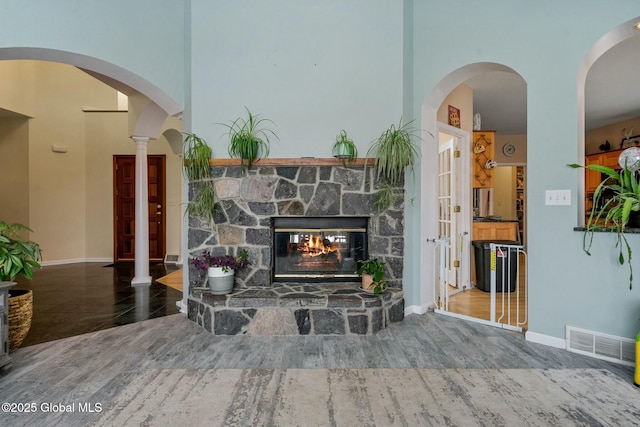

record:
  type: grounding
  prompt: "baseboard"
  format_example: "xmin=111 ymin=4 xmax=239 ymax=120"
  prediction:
xmin=405 ymin=303 xmax=432 ymax=316
xmin=41 ymin=257 xmax=113 ymax=266
xmin=525 ymin=331 xmax=566 ymax=349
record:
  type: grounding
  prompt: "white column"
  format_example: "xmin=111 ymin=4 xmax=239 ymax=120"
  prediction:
xmin=131 ymin=136 xmax=152 ymax=285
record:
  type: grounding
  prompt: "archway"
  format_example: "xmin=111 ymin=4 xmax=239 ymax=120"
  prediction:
xmin=577 ymin=16 xmax=640 ymax=224
xmin=0 ymin=48 xmax=184 ymax=286
xmin=420 ymin=63 xmax=527 ymax=329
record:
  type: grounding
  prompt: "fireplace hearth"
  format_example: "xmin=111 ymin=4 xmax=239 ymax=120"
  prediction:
xmin=272 ymin=216 xmax=367 ymax=282
xmin=187 ymin=160 xmax=406 ymax=335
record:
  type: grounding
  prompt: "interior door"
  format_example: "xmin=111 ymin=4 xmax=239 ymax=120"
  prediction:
xmin=436 ymin=126 xmax=472 ymax=294
xmin=114 ymin=155 xmax=166 ymax=262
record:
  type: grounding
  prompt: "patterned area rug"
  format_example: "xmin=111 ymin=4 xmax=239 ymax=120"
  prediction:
xmin=92 ymin=368 xmax=640 ymax=426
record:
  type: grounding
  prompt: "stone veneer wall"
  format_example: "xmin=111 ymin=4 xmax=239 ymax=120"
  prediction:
xmin=187 ymin=162 xmax=405 ymax=291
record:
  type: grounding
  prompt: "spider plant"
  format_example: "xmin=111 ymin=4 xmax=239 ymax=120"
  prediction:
xmin=221 ymin=108 xmax=277 ymax=172
xmin=366 ymin=118 xmax=421 ymax=186
xmin=366 ymin=119 xmax=421 ymax=211
xmin=332 ymin=130 xmax=358 ymax=167
xmin=569 ymin=161 xmax=640 ymax=289
xmin=183 ymin=132 xmax=215 ymax=225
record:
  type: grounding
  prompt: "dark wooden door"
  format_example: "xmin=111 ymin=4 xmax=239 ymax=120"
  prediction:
xmin=113 ymin=155 xmax=166 ymax=262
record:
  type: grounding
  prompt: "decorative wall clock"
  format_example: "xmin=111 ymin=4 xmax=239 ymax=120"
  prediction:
xmin=502 ymin=143 xmax=516 ymax=157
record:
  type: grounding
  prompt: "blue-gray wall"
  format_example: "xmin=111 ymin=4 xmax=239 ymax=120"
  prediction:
xmin=412 ymin=0 xmax=640 ymax=340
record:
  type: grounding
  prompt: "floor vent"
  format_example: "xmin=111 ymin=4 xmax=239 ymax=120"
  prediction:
xmin=164 ymin=254 xmax=182 ymax=266
xmin=566 ymin=326 xmax=635 ymax=366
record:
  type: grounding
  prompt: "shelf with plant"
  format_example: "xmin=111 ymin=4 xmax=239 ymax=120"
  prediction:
xmin=569 ymin=147 xmax=640 ymax=289
xmin=220 ymin=108 xmax=278 ymax=173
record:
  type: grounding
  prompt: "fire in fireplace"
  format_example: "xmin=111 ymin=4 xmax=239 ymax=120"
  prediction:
xmin=272 ymin=216 xmax=368 ymax=282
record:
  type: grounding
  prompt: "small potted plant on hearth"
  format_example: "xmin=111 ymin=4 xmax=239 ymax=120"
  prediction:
xmin=357 ymin=258 xmax=387 ymax=294
xmin=191 ymin=249 xmax=250 ymax=295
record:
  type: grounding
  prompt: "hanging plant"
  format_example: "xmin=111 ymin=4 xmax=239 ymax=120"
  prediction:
xmin=183 ymin=132 xmax=215 ymax=225
xmin=367 ymin=118 xmax=421 ymax=186
xmin=366 ymin=118 xmax=422 ymax=211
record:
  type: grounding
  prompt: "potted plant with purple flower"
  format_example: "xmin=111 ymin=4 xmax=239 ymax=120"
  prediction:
xmin=191 ymin=249 xmax=249 ymax=295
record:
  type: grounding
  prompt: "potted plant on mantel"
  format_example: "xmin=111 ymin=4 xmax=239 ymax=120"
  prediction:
xmin=220 ymin=108 xmax=278 ymax=173
xmin=569 ymin=147 xmax=640 ymax=290
xmin=366 ymin=118 xmax=422 ymax=212
xmin=0 ymin=221 xmax=42 ymax=351
xmin=332 ymin=129 xmax=358 ymax=167
xmin=357 ymin=258 xmax=387 ymax=294
xmin=191 ymin=249 xmax=250 ymax=295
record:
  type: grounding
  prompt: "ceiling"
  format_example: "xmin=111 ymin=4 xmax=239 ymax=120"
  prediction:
xmin=464 ymin=33 xmax=640 ymax=135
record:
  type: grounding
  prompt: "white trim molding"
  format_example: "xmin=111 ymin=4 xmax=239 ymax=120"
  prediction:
xmin=525 ymin=331 xmax=566 ymax=349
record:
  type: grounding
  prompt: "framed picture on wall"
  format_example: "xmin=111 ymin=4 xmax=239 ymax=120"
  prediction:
xmin=448 ymin=105 xmax=460 ymax=128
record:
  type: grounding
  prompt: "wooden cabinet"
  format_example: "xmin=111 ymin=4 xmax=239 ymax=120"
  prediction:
xmin=0 ymin=282 xmax=14 ymax=368
xmin=585 ymin=153 xmax=603 ymax=194
xmin=473 ymin=131 xmax=495 ymax=188
xmin=472 ymin=221 xmax=519 ymax=242
xmin=584 ymin=150 xmax=622 ymax=217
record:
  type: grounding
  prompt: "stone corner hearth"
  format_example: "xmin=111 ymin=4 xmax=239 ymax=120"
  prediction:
xmin=188 ymin=283 xmax=404 ymax=336
xmin=186 ymin=159 xmax=406 ymax=336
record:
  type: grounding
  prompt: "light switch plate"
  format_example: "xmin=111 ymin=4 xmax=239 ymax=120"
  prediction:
xmin=545 ymin=189 xmax=571 ymax=206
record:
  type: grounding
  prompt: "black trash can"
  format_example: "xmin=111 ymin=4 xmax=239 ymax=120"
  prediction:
xmin=472 ymin=240 xmax=518 ymax=292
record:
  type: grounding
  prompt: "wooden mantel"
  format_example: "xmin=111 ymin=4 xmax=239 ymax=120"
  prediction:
xmin=209 ymin=158 xmax=375 ymax=167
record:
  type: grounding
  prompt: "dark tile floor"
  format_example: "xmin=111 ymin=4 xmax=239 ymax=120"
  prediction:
xmin=10 ymin=262 xmax=182 ymax=348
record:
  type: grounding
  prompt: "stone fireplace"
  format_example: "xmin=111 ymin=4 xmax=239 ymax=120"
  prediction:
xmin=187 ymin=158 xmax=405 ymax=335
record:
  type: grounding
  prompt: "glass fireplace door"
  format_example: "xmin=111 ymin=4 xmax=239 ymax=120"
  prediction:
xmin=272 ymin=217 xmax=368 ymax=282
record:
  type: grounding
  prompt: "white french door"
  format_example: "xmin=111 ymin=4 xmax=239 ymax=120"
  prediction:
xmin=434 ymin=125 xmax=471 ymax=310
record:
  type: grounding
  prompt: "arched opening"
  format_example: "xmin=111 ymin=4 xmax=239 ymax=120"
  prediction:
xmin=0 ymin=49 xmax=185 ymax=347
xmin=420 ymin=63 xmax=528 ymax=330
xmin=578 ymin=17 xmax=640 ymax=226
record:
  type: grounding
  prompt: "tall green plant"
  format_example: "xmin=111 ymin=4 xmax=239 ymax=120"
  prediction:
xmin=220 ymin=108 xmax=277 ymax=172
xmin=0 ymin=222 xmax=42 ymax=281
xmin=367 ymin=119 xmax=421 ymax=186
xmin=183 ymin=132 xmax=215 ymax=225
xmin=366 ymin=119 xmax=421 ymax=211
xmin=569 ymin=162 xmax=640 ymax=289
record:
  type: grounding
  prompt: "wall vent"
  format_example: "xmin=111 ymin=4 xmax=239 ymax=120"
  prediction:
xmin=164 ymin=254 xmax=182 ymax=266
xmin=566 ymin=326 xmax=635 ymax=366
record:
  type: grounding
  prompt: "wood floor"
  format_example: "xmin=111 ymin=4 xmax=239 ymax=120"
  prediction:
xmin=447 ymin=253 xmax=528 ymax=330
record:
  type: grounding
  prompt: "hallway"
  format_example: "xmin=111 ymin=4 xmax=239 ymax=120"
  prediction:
xmin=10 ymin=262 xmax=182 ymax=348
